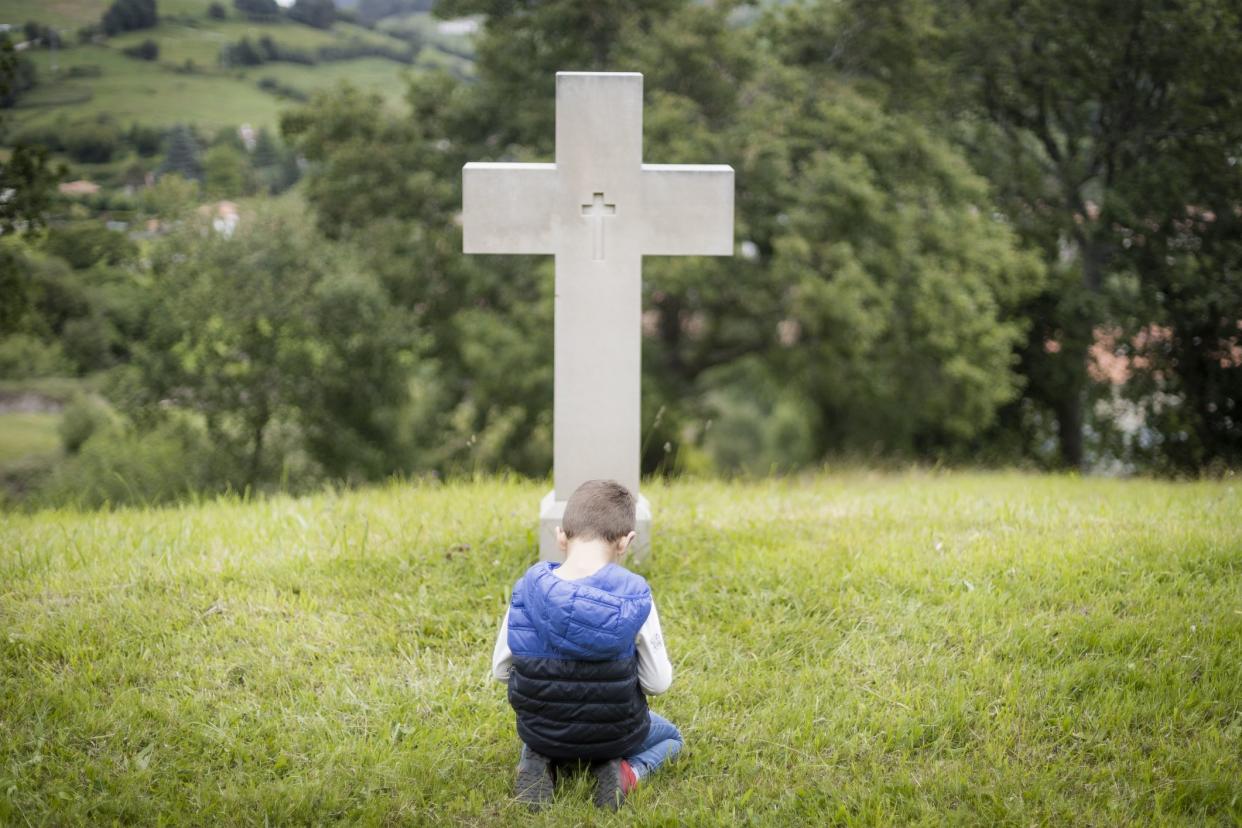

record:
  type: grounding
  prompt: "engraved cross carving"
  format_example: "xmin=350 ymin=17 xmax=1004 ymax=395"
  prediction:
xmin=581 ymin=192 xmax=616 ymax=261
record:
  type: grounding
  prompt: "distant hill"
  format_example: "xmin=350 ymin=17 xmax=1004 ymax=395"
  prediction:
xmin=1 ymin=1 xmax=474 ymax=135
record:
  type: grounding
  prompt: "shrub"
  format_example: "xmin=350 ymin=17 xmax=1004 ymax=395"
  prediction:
xmin=233 ymin=0 xmax=279 ymax=21
xmin=0 ymin=334 xmax=71 ymax=380
xmin=11 ymin=123 xmax=63 ymax=153
xmin=58 ymin=393 xmax=122 ymax=454
xmin=316 ymin=39 xmax=416 ymax=64
xmin=0 ymin=453 xmax=56 ymax=507
xmin=220 ymin=36 xmax=263 ymax=67
xmin=127 ymin=123 xmax=163 ymax=156
xmin=44 ymin=223 xmax=138 ymax=270
xmin=160 ymin=124 xmax=203 ymax=181
xmin=77 ymin=24 xmax=102 ymax=45
xmin=221 ymin=36 xmax=316 ymax=67
xmin=256 ymin=76 xmax=308 ymax=102
xmin=121 ymin=38 xmax=159 ymax=61
xmin=63 ymin=118 xmax=123 ymax=163
xmin=101 ymin=0 xmax=158 ymax=36
xmin=207 ymin=2 xmax=227 ymax=19
xmin=65 ymin=64 xmax=104 ymax=79
xmin=288 ymin=0 xmax=335 ymax=29
xmin=61 ymin=315 xmax=117 ymax=373
xmin=0 ymin=38 xmax=37 ymax=108
xmin=260 ymin=35 xmax=314 ymax=64
xmin=37 ymin=411 xmax=226 ymax=509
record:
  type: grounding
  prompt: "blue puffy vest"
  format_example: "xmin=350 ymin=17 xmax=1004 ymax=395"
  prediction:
xmin=506 ymin=561 xmax=653 ymax=760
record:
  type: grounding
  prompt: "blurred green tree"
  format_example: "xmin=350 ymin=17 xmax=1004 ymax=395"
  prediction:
xmin=289 ymin=0 xmax=335 ymax=29
xmin=775 ymin=0 xmax=1242 ymax=469
xmin=161 ymin=124 xmax=204 ymax=181
xmin=134 ymin=204 xmax=424 ymax=487
xmin=101 ymin=0 xmax=158 ymax=36
xmin=203 ymin=143 xmax=250 ymax=197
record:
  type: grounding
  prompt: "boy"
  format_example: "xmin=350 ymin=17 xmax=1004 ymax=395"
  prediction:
xmin=491 ymin=479 xmax=681 ymax=811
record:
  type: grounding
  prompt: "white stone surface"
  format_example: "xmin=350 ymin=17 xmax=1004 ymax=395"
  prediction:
xmin=463 ymin=72 xmax=734 ymax=560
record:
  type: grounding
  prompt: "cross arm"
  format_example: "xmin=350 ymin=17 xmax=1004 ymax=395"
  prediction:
xmin=462 ymin=162 xmax=558 ymax=255
xmin=640 ymin=164 xmax=734 ymax=256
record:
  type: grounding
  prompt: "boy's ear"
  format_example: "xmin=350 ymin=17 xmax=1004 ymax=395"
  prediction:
xmin=616 ymin=530 xmax=637 ymax=559
xmin=555 ymin=526 xmax=568 ymax=552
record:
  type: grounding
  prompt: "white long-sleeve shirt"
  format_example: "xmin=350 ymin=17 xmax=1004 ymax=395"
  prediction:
xmin=491 ymin=599 xmax=674 ymax=695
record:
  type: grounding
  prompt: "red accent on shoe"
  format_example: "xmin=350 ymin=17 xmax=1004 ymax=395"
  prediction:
xmin=619 ymin=760 xmax=639 ymax=794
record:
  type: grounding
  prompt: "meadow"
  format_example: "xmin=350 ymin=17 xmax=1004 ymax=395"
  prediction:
xmin=9 ymin=6 xmax=473 ymax=132
xmin=1 ymin=472 xmax=1239 ymax=824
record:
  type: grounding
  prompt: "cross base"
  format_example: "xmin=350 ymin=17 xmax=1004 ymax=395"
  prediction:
xmin=538 ymin=490 xmax=652 ymax=563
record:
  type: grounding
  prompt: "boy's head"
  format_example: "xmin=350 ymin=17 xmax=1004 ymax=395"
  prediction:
xmin=557 ymin=479 xmax=637 ymax=558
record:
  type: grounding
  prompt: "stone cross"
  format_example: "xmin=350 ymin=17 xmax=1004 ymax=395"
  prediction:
xmin=462 ymin=72 xmax=734 ymax=561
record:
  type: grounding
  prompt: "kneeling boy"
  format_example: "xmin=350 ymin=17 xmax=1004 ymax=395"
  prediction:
xmin=491 ymin=479 xmax=681 ymax=811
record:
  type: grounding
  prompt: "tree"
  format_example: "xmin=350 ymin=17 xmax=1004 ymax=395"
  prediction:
xmin=142 ymin=172 xmax=199 ymax=219
xmin=358 ymin=0 xmax=432 ymax=26
xmin=249 ymin=128 xmax=299 ymax=194
xmin=0 ymin=144 xmax=58 ymax=235
xmin=289 ymin=0 xmax=335 ymax=30
xmin=783 ymin=0 xmax=1242 ymax=470
xmin=0 ymin=35 xmax=37 ymax=108
xmin=121 ymin=38 xmax=160 ymax=61
xmin=203 ymin=143 xmax=249 ymax=197
xmin=233 ymin=0 xmax=279 ymax=21
xmin=101 ymin=0 xmax=158 ymax=36
xmin=207 ymin=2 xmax=227 ymax=19
xmin=160 ymin=124 xmax=203 ymax=181
xmin=761 ymin=86 xmax=1044 ymax=454
xmin=251 ymin=127 xmax=280 ymax=168
xmin=220 ymin=36 xmax=263 ymax=67
xmin=0 ymin=37 xmax=57 ymax=234
xmin=135 ymin=205 xmax=422 ymax=487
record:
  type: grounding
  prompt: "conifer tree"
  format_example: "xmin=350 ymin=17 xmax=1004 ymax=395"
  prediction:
xmin=160 ymin=124 xmax=203 ymax=182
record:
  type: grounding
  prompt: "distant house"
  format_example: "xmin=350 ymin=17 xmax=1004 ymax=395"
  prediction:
xmin=58 ymin=180 xmax=101 ymax=197
xmin=198 ymin=200 xmax=240 ymax=238
xmin=238 ymin=123 xmax=257 ymax=153
xmin=437 ymin=17 xmax=481 ymax=36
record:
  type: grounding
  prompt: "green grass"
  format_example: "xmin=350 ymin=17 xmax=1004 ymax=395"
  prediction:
xmin=16 ymin=46 xmax=413 ymax=131
xmin=9 ymin=13 xmax=469 ymax=133
xmin=1 ymin=473 xmax=1239 ymax=824
xmin=17 ymin=46 xmax=284 ymax=130
xmin=0 ymin=0 xmax=208 ymax=29
xmin=0 ymin=411 xmax=61 ymax=463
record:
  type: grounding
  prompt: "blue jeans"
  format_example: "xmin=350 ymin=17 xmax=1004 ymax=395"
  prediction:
xmin=625 ymin=712 xmax=683 ymax=779
xmin=520 ymin=711 xmax=683 ymax=780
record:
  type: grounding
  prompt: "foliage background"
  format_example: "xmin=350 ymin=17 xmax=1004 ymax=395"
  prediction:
xmin=1 ymin=0 xmax=1240 ymax=508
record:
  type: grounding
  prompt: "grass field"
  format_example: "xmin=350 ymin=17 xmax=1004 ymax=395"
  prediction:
xmin=8 ymin=9 xmax=473 ymax=133
xmin=0 ymin=0 xmax=208 ymax=28
xmin=0 ymin=411 xmax=61 ymax=464
xmin=1 ymin=473 xmax=1239 ymax=824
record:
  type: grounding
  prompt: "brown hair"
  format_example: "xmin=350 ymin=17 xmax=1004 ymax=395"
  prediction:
xmin=561 ymin=479 xmax=636 ymax=544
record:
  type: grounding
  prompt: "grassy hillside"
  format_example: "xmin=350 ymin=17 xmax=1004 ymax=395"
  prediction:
xmin=1 ymin=473 xmax=1239 ymax=824
xmin=0 ymin=0 xmax=208 ymax=28
xmin=4 ymin=3 xmax=473 ymax=133
xmin=0 ymin=411 xmax=60 ymax=463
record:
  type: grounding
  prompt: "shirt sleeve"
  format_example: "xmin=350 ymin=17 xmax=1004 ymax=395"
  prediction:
xmin=492 ymin=608 xmax=513 ymax=682
xmin=636 ymin=599 xmax=673 ymax=695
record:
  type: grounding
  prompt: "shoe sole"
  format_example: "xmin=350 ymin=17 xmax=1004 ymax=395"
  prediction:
xmin=516 ymin=761 xmax=555 ymax=811
xmin=591 ymin=760 xmax=625 ymax=811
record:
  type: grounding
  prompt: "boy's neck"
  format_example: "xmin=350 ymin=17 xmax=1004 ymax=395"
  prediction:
xmin=556 ymin=537 xmax=619 ymax=579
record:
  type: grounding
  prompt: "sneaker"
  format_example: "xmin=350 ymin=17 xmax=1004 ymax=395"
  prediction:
xmin=590 ymin=758 xmax=639 ymax=811
xmin=515 ymin=750 xmax=555 ymax=811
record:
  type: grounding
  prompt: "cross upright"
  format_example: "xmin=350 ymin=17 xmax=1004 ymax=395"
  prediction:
xmin=462 ymin=72 xmax=734 ymax=561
